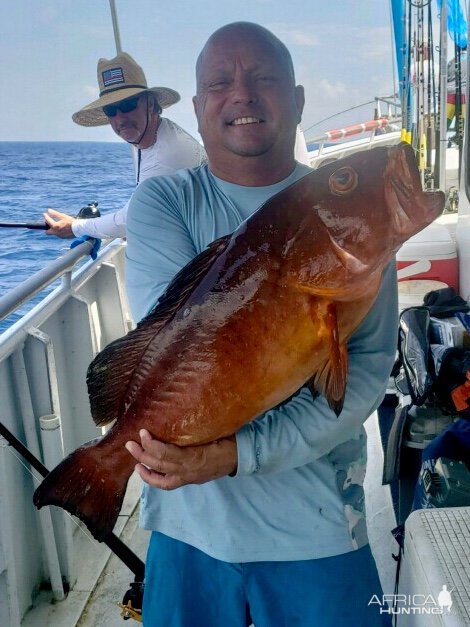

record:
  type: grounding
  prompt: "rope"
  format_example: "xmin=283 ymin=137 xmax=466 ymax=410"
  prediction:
xmin=0 ymin=421 xmax=145 ymax=579
xmin=303 ymin=100 xmax=376 ymax=134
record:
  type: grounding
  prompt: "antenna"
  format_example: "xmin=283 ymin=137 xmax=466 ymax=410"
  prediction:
xmin=109 ymin=0 xmax=122 ymax=54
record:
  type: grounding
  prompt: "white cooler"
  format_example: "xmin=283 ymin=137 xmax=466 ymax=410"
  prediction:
xmin=397 ymin=507 xmax=470 ymax=626
xmin=398 ymin=279 xmax=449 ymax=311
xmin=397 ymin=223 xmax=458 ymax=292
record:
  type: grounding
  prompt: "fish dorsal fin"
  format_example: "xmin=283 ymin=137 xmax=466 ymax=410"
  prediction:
xmin=87 ymin=234 xmax=231 ymax=427
xmin=309 ymin=303 xmax=348 ymax=415
xmin=87 ymin=325 xmax=158 ymax=427
xmin=146 ymin=234 xmax=231 ymax=325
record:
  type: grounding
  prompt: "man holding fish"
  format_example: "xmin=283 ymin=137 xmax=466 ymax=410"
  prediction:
xmin=34 ymin=19 xmax=444 ymax=626
xmin=124 ymin=22 xmax=398 ymax=626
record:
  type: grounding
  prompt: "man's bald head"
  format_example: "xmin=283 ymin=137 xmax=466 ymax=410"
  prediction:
xmin=196 ymin=22 xmax=296 ymax=92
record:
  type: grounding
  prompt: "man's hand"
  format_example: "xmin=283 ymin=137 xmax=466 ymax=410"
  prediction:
xmin=125 ymin=429 xmax=238 ymax=490
xmin=43 ymin=209 xmax=76 ymax=238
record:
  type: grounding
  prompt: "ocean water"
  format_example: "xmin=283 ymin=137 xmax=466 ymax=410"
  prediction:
xmin=0 ymin=142 xmax=135 ymax=331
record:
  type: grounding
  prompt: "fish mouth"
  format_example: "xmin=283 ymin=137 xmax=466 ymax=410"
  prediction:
xmin=388 ymin=176 xmax=417 ymax=231
xmin=390 ymin=175 xmax=444 ymax=229
xmin=386 ymin=144 xmax=444 ymax=236
xmin=228 ymin=116 xmax=264 ymax=126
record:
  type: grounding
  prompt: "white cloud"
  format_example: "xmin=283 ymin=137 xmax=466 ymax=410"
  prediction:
xmin=83 ymin=85 xmax=99 ymax=99
xmin=311 ymin=24 xmax=393 ymax=63
xmin=267 ymin=23 xmax=319 ymax=47
xmin=38 ymin=7 xmax=58 ymax=24
xmin=357 ymin=26 xmax=394 ymax=61
xmin=317 ymin=78 xmax=347 ymax=98
xmin=298 ymin=70 xmax=376 ymax=137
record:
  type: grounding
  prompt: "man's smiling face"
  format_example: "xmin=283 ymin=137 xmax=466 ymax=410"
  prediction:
xmin=193 ymin=23 xmax=304 ymax=182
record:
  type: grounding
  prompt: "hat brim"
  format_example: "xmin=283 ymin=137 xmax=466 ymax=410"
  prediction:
xmin=72 ymin=86 xmax=181 ymax=127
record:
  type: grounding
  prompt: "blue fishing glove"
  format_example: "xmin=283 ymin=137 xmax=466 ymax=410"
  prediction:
xmin=70 ymin=236 xmax=102 ymax=260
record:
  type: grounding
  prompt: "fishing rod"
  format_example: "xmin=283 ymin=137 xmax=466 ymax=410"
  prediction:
xmin=427 ymin=0 xmax=436 ymax=187
xmin=0 ymin=419 xmax=145 ymax=621
xmin=0 ymin=202 xmax=100 ymax=230
xmin=0 ymin=221 xmax=50 ymax=230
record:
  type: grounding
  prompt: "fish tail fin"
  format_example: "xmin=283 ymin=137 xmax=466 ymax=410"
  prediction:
xmin=33 ymin=440 xmax=129 ymax=541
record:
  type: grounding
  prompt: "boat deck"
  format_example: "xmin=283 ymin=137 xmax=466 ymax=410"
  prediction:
xmin=1 ymin=170 xmax=465 ymax=627
xmin=21 ymin=475 xmax=146 ymax=627
xmin=20 ymin=412 xmax=399 ymax=626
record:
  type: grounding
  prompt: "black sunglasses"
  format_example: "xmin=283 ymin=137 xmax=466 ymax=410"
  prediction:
xmin=103 ymin=95 xmax=141 ymax=118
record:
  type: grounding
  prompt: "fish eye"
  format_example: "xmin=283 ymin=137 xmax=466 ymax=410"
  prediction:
xmin=328 ymin=166 xmax=358 ymax=196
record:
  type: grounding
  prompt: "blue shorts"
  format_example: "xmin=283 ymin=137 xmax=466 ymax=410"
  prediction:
xmin=142 ymin=532 xmax=392 ymax=627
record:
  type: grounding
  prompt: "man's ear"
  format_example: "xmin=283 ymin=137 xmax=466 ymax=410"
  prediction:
xmin=192 ymin=95 xmax=201 ymax=132
xmin=295 ymin=85 xmax=305 ymax=124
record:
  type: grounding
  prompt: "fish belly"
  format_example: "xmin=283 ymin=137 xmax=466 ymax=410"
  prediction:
xmin=130 ymin=287 xmax=340 ymax=445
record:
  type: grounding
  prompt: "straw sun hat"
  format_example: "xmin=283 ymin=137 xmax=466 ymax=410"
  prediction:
xmin=72 ymin=52 xmax=181 ymax=127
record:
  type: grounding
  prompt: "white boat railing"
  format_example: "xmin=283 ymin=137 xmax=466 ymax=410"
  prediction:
xmin=0 ymin=239 xmax=96 ymax=323
xmin=308 ymin=129 xmax=402 ymax=169
xmin=0 ymin=239 xmax=131 ymax=626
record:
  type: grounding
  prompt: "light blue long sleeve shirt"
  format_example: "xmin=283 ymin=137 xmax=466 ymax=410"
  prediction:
xmin=125 ymin=163 xmax=398 ymax=562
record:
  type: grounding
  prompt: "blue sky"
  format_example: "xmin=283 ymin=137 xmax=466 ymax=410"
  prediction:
xmin=1 ymin=0 xmax=398 ymax=143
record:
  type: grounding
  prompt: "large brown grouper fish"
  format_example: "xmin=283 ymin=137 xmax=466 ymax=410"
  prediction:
xmin=34 ymin=143 xmax=444 ymax=540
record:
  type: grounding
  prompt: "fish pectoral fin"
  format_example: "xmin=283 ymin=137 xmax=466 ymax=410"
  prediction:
xmin=310 ymin=303 xmax=348 ymax=415
xmin=305 ymin=380 xmax=319 ymax=402
xmin=310 ymin=349 xmax=348 ymax=416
